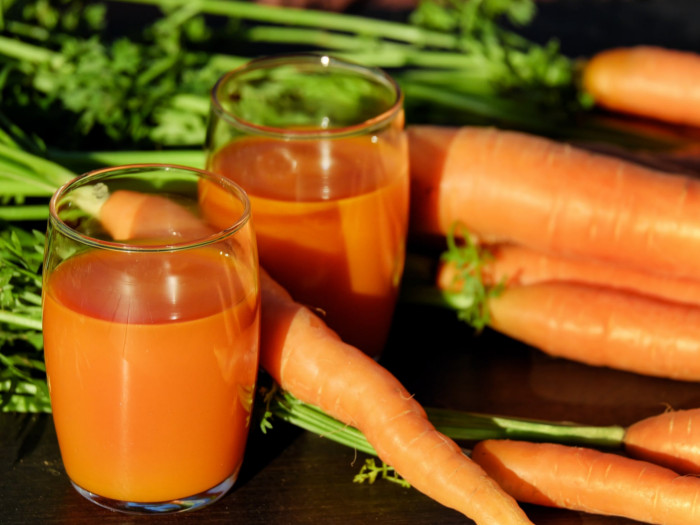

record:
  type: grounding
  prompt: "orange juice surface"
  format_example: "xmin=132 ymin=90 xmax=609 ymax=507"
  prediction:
xmin=43 ymin=246 xmax=260 ymax=503
xmin=207 ymin=135 xmax=409 ymax=356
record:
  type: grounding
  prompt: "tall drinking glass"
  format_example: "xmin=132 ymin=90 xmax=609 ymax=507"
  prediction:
xmin=206 ymin=54 xmax=409 ymax=358
xmin=42 ymin=165 xmax=260 ymax=514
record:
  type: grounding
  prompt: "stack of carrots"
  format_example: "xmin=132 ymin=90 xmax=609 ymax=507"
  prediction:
xmin=407 ymin=122 xmax=700 ymax=382
xmin=81 ymin=45 xmax=700 ymax=525
xmin=398 ymin=45 xmax=700 ymax=524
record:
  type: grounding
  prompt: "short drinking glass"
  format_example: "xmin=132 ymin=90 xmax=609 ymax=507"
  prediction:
xmin=42 ymin=164 xmax=260 ymax=514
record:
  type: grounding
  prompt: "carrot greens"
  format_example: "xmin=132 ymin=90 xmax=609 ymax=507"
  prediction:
xmin=354 ymin=459 xmax=410 ymax=488
xmin=0 ymin=0 xmax=676 ymax=152
xmin=0 ymin=0 xmax=244 ymax=149
xmin=0 ymin=224 xmax=50 ymax=413
xmin=260 ymin=387 xmax=627 ymax=456
xmin=438 ymin=225 xmax=504 ymax=330
xmin=401 ymin=225 xmax=502 ymax=331
xmin=0 ymin=142 xmax=74 ymax=221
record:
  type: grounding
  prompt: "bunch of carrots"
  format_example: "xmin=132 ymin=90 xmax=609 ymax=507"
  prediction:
xmin=406 ymin=121 xmax=700 ymax=383
xmin=403 ymin=44 xmax=700 ymax=384
xmin=7 ymin=37 xmax=700 ymax=524
xmin=391 ymin=45 xmax=700 ymax=523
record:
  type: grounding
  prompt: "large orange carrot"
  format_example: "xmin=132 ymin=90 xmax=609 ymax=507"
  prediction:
xmin=437 ymin=242 xmax=700 ymax=307
xmin=407 ymin=124 xmax=700 ymax=279
xmin=472 ymin=439 xmax=700 ymax=525
xmin=582 ymin=46 xmax=700 ymax=127
xmin=474 ymin=281 xmax=700 ymax=381
xmin=83 ymin=184 xmax=533 ymax=524
xmin=259 ymin=269 xmax=533 ymax=525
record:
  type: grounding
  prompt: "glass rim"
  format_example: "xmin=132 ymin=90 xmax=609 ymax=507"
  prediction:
xmin=48 ymin=163 xmax=252 ymax=253
xmin=210 ymin=53 xmax=404 ymax=139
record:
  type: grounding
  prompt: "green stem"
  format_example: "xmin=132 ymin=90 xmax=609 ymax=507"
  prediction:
xmin=245 ymin=25 xmax=376 ymax=51
xmin=0 ymin=34 xmax=59 ymax=64
xmin=397 ymin=69 xmax=498 ymax=94
xmin=113 ymin=0 xmax=458 ymax=49
xmin=0 ymin=170 xmax=58 ymax=195
xmin=246 ymin=25 xmax=509 ymax=73
xmin=0 ymin=205 xmax=49 ymax=221
xmin=47 ymin=148 xmax=206 ymax=171
xmin=246 ymin=25 xmax=492 ymax=67
xmin=0 ymin=311 xmax=43 ymax=331
xmin=168 ymin=93 xmax=210 ymax=116
xmin=427 ymin=408 xmax=626 ymax=448
xmin=268 ymin=391 xmax=627 ymax=457
xmin=401 ymin=81 xmax=565 ymax=133
xmin=271 ymin=392 xmax=376 ymax=455
xmin=0 ymin=144 xmax=74 ymax=187
xmin=0 ymin=179 xmax=55 ymax=196
xmin=207 ymin=53 xmax=248 ymax=72
xmin=400 ymin=50 xmax=507 ymax=70
xmin=3 ymin=20 xmax=51 ymax=42
xmin=18 ymin=291 xmax=42 ymax=307
xmin=402 ymin=82 xmax=681 ymax=149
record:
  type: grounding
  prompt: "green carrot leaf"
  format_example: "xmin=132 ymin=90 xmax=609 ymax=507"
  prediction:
xmin=439 ymin=222 xmax=503 ymax=331
xmin=353 ymin=458 xmax=410 ymax=488
xmin=0 ymin=223 xmax=49 ymax=413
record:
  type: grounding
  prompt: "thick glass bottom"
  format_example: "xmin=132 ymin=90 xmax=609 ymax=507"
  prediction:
xmin=70 ymin=471 xmax=237 ymax=515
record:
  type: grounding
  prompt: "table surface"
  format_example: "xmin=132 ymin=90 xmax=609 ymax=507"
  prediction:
xmin=4 ymin=1 xmax=700 ymax=524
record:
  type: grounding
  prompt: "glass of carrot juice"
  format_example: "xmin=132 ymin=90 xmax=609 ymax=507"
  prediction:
xmin=42 ymin=164 xmax=260 ymax=514
xmin=206 ymin=54 xmax=409 ymax=358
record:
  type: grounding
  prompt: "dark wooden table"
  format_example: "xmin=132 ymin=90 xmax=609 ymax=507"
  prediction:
xmin=4 ymin=1 xmax=700 ymax=524
xmin=6 ymin=302 xmax=700 ymax=525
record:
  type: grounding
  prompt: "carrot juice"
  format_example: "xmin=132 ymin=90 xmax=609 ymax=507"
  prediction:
xmin=43 ymin=245 xmax=260 ymax=504
xmin=206 ymin=134 xmax=409 ymax=357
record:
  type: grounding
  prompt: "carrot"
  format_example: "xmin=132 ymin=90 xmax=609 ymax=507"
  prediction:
xmin=259 ymin=269 xmax=534 ymax=525
xmin=407 ymin=124 xmax=700 ymax=279
xmin=471 ymin=439 xmax=700 ymax=525
xmin=625 ymin=407 xmax=700 ymax=476
xmin=67 ymin=184 xmax=214 ymax=242
xmin=427 ymin=231 xmax=700 ymax=381
xmin=100 ymin=189 xmax=214 ymax=241
xmin=437 ymin=242 xmax=700 ymax=308
xmin=480 ymin=280 xmax=700 ymax=381
xmin=582 ymin=46 xmax=700 ymax=128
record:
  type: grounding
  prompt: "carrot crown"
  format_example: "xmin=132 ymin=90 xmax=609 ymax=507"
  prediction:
xmin=440 ymin=223 xmax=504 ymax=331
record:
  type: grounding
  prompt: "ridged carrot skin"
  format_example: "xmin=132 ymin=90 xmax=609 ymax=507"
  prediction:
xmin=407 ymin=125 xmax=700 ymax=279
xmin=484 ymin=281 xmax=700 ymax=381
xmin=437 ymin=242 xmax=700 ymax=307
xmin=259 ymin=270 xmax=534 ymax=525
xmin=625 ymin=408 xmax=700 ymax=475
xmin=582 ymin=46 xmax=700 ymax=127
xmin=472 ymin=439 xmax=700 ymax=525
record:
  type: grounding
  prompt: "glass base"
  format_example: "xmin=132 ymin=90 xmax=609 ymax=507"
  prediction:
xmin=70 ymin=472 xmax=237 ymax=515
